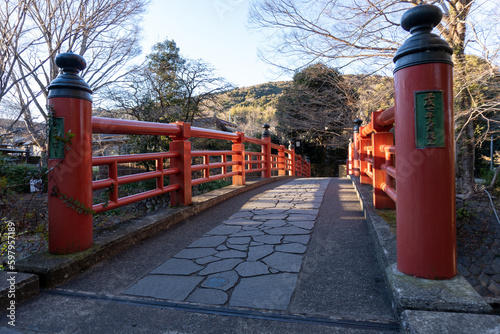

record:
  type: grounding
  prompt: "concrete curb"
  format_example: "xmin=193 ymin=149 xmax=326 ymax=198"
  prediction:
xmin=7 ymin=177 xmax=293 ymax=307
xmin=0 ymin=272 xmax=39 ymax=311
xmin=348 ymin=176 xmax=494 ymax=317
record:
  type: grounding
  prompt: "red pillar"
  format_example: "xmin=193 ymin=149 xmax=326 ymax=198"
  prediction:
xmin=232 ymin=132 xmax=246 ymax=185
xmin=262 ymin=124 xmax=272 ymax=179
xmin=393 ymin=5 xmax=456 ymax=279
xmin=372 ymin=132 xmax=395 ymax=209
xmin=278 ymin=145 xmax=286 ymax=176
xmin=289 ymin=141 xmax=296 ymax=177
xmin=353 ymin=119 xmax=363 ymax=177
xmin=169 ymin=122 xmax=192 ymax=206
xmin=47 ymin=53 xmax=93 ymax=254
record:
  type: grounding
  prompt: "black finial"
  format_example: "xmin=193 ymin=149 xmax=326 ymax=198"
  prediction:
xmin=401 ymin=4 xmax=442 ymax=33
xmin=393 ymin=4 xmax=453 ymax=72
xmin=354 ymin=119 xmax=363 ymax=133
xmin=55 ymin=52 xmax=87 ymax=74
xmin=262 ymin=123 xmax=271 ymax=138
xmin=289 ymin=140 xmax=294 ymax=150
xmin=48 ymin=52 xmax=92 ymax=101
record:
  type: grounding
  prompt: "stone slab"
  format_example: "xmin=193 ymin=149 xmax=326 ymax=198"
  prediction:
xmin=265 ymin=226 xmax=310 ymax=235
xmin=288 ymin=221 xmax=315 ymax=230
xmin=150 ymin=258 xmax=203 ymax=275
xmin=205 ymin=225 xmax=241 ymax=236
xmin=253 ymin=235 xmax=283 ymax=245
xmin=187 ymin=236 xmax=227 ymax=248
xmin=401 ymin=310 xmax=500 ymax=334
xmin=275 ymin=243 xmax=307 ymax=254
xmin=214 ymin=250 xmax=246 ymax=259
xmin=263 ymin=252 xmax=303 ymax=272
xmin=199 ymin=259 xmax=243 ymax=275
xmin=123 ymin=275 xmax=203 ymax=301
xmin=174 ymin=248 xmax=218 ymax=259
xmin=235 ymin=261 xmax=270 ymax=277
xmin=186 ymin=288 xmax=228 ymax=305
xmin=230 ymin=273 xmax=298 ymax=310
xmin=247 ymin=245 xmax=275 ymax=261
xmin=283 ymin=235 xmax=310 ymax=245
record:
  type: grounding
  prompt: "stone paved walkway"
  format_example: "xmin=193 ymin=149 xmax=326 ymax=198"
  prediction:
xmin=123 ymin=178 xmax=329 ymax=310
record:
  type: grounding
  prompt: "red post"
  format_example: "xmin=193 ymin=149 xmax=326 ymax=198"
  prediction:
xmin=347 ymin=139 xmax=353 ymax=175
xmin=372 ymin=132 xmax=395 ymax=209
xmin=359 ymin=131 xmax=371 ymax=185
xmin=232 ymin=132 xmax=246 ymax=186
xmin=169 ymin=122 xmax=192 ymax=206
xmin=278 ymin=145 xmax=286 ymax=176
xmin=353 ymin=119 xmax=363 ymax=177
xmin=393 ymin=5 xmax=456 ymax=279
xmin=289 ymin=141 xmax=296 ymax=177
xmin=47 ymin=53 xmax=93 ymax=254
xmin=262 ymin=124 xmax=272 ymax=179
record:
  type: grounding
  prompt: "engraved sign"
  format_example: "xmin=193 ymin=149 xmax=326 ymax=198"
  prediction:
xmin=415 ymin=91 xmax=445 ymax=148
xmin=49 ymin=117 xmax=65 ymax=159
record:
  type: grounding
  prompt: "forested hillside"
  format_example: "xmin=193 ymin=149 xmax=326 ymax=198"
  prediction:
xmin=207 ymin=81 xmax=292 ymax=136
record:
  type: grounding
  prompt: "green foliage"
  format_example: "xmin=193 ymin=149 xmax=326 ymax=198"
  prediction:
xmin=52 ymin=187 xmax=95 ymax=215
xmin=0 ymin=157 xmax=48 ymax=193
xmin=457 ymin=207 xmax=474 ymax=221
xmin=197 ymin=179 xmax=231 ymax=193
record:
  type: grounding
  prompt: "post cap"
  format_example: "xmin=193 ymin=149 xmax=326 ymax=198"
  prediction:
xmin=262 ymin=123 xmax=271 ymax=137
xmin=354 ymin=119 xmax=363 ymax=132
xmin=393 ymin=4 xmax=453 ymax=72
xmin=48 ymin=52 xmax=92 ymax=101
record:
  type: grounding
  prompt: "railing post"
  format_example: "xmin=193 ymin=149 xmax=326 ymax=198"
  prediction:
xmin=278 ymin=145 xmax=286 ymax=176
xmin=359 ymin=128 xmax=371 ymax=184
xmin=262 ymin=124 xmax=272 ymax=178
xmin=47 ymin=53 xmax=93 ymax=254
xmin=169 ymin=122 xmax=192 ymax=206
xmin=231 ymin=132 xmax=246 ymax=186
xmin=393 ymin=4 xmax=456 ymax=279
xmin=372 ymin=131 xmax=395 ymax=209
xmin=353 ymin=119 xmax=363 ymax=177
xmin=289 ymin=141 xmax=296 ymax=176
xmin=347 ymin=138 xmax=353 ymax=175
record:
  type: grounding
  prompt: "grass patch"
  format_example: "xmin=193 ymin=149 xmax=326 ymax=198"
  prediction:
xmin=375 ymin=209 xmax=397 ymax=235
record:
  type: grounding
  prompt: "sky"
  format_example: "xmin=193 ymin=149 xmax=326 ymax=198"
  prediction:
xmin=139 ymin=0 xmax=291 ymax=88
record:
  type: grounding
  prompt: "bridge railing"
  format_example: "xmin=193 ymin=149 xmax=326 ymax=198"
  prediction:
xmin=345 ymin=4 xmax=457 ymax=280
xmin=91 ymin=119 xmax=310 ymax=213
xmin=46 ymin=53 xmax=310 ymax=255
xmin=347 ymin=107 xmax=396 ymax=209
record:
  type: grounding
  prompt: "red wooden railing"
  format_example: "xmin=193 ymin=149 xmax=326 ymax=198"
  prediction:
xmin=347 ymin=107 xmax=396 ymax=209
xmin=91 ymin=119 xmax=311 ymax=213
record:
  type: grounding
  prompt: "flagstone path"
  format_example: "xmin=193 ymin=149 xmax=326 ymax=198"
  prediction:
xmin=123 ymin=178 xmax=329 ymax=310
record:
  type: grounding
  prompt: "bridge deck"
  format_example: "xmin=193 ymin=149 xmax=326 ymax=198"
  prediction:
xmin=1 ymin=178 xmax=399 ymax=333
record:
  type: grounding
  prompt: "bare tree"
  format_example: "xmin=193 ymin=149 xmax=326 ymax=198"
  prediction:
xmin=177 ymin=59 xmax=233 ymax=123
xmin=0 ymin=0 xmax=33 ymax=104
xmin=250 ymin=0 xmax=500 ymax=194
xmin=3 ymin=0 xmax=148 ymax=150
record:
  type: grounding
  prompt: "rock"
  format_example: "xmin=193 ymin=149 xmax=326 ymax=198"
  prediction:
xmin=478 ymin=272 xmax=491 ymax=288
xmin=475 ymin=284 xmax=490 ymax=297
xmin=488 ymin=281 xmax=500 ymax=296
xmin=457 ymin=264 xmax=471 ymax=278
xmin=469 ymin=263 xmax=482 ymax=276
